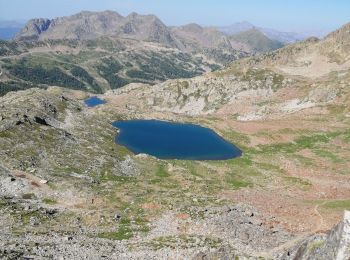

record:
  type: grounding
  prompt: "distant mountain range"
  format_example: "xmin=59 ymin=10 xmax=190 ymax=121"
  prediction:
xmin=2 ymin=13 xmax=331 ymax=44
xmin=13 ymin=10 xmax=285 ymax=55
xmin=218 ymin=21 xmax=330 ymax=43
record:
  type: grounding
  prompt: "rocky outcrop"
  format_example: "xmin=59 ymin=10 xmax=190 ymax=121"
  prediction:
xmin=16 ymin=11 xmax=122 ymax=41
xmin=282 ymin=211 xmax=350 ymax=260
xmin=15 ymin=18 xmax=52 ymax=41
xmin=14 ymin=11 xmax=182 ymax=49
xmin=191 ymin=211 xmax=350 ymax=260
xmin=0 ymin=87 xmax=128 ymax=180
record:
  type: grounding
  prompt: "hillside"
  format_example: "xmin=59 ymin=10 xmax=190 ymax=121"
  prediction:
xmin=0 ymin=38 xmax=221 ymax=96
xmin=120 ymin=22 xmax=350 ymax=118
xmin=0 ymin=36 xmax=248 ymax=97
xmin=239 ymin=22 xmax=350 ymax=79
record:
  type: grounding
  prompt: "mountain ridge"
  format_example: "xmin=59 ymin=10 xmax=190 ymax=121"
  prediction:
xmin=14 ymin=10 xmax=283 ymax=54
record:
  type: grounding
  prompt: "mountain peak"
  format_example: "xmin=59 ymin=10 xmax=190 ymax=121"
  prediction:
xmin=15 ymin=10 xmax=174 ymax=44
xmin=180 ymin=23 xmax=204 ymax=32
xmin=127 ymin=12 xmax=139 ymax=18
xmin=229 ymin=28 xmax=284 ymax=53
xmin=126 ymin=12 xmax=159 ymax=21
xmin=66 ymin=10 xmax=124 ymax=20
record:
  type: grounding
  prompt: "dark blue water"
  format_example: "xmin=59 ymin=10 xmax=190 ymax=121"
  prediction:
xmin=112 ymin=120 xmax=242 ymax=160
xmin=84 ymin=96 xmax=106 ymax=107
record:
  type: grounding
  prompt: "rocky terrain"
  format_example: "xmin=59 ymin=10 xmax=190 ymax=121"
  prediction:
xmin=0 ymin=13 xmax=350 ymax=260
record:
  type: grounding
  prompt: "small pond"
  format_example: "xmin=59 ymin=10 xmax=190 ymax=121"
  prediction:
xmin=84 ymin=96 xmax=106 ymax=107
xmin=113 ymin=120 xmax=242 ymax=160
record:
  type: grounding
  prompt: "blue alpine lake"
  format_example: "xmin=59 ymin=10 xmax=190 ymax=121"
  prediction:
xmin=112 ymin=120 xmax=242 ymax=160
xmin=84 ymin=96 xmax=106 ymax=107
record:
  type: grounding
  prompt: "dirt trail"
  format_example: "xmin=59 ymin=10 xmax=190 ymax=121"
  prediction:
xmin=313 ymin=202 xmax=327 ymax=231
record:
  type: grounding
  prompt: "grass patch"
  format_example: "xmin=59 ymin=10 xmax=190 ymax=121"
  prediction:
xmin=284 ymin=176 xmax=312 ymax=190
xmin=42 ymin=198 xmax=57 ymax=205
xmin=223 ymin=130 xmax=250 ymax=148
xmin=144 ymin=235 xmax=222 ymax=250
xmin=155 ymin=165 xmax=170 ymax=178
xmin=313 ymin=149 xmax=343 ymax=163
xmin=256 ymin=162 xmax=284 ymax=174
xmin=21 ymin=211 xmax=43 ymax=225
xmin=322 ymin=200 xmax=350 ymax=210
xmin=225 ymin=172 xmax=252 ymax=189
xmin=307 ymin=240 xmax=325 ymax=252
xmin=98 ymin=226 xmax=133 ymax=240
xmin=255 ymin=131 xmax=343 ymax=156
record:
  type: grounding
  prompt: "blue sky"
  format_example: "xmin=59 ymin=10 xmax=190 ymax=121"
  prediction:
xmin=0 ymin=0 xmax=349 ymax=32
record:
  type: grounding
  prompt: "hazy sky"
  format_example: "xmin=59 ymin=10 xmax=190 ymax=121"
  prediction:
xmin=0 ymin=0 xmax=349 ymax=32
